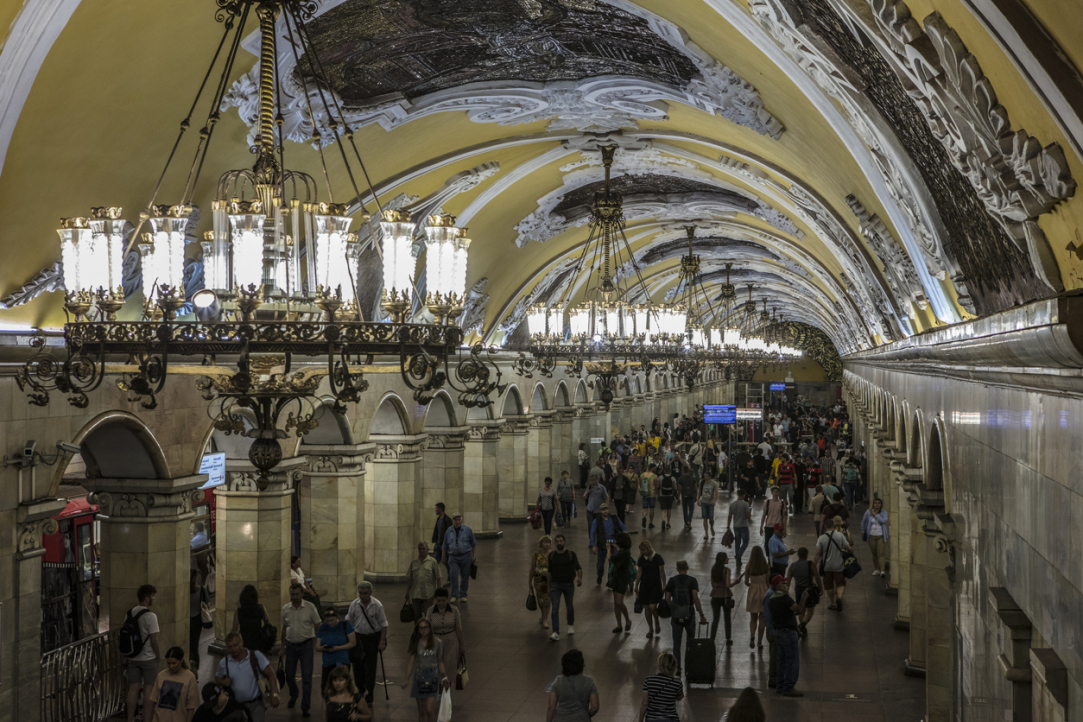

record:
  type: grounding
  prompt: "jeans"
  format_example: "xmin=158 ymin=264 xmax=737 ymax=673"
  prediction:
xmin=448 ymin=552 xmax=472 ymax=598
xmin=189 ymin=615 xmax=202 ymax=668
xmin=541 ymin=508 xmax=554 ymax=535
xmin=767 ymin=629 xmax=777 ymax=686
xmin=671 ymin=617 xmax=694 ymax=667
xmin=681 ymin=497 xmax=695 ymax=526
xmin=845 ymin=481 xmax=860 ymax=507
xmin=776 ymin=628 xmax=800 ymax=691
xmin=585 ymin=510 xmax=598 ymax=544
xmin=550 ymin=581 xmax=575 ymax=633
xmin=559 ymin=500 xmax=573 ymax=524
xmin=733 ymin=527 xmax=750 ymax=565
xmin=709 ymin=598 xmax=732 ymax=641
xmin=284 ymin=638 xmax=315 ymax=710
xmin=764 ymin=526 xmax=775 ymax=553
xmin=613 ymin=498 xmax=626 ymax=524
xmin=779 ymin=483 xmax=793 ymax=511
xmin=596 ymin=544 xmax=609 ymax=582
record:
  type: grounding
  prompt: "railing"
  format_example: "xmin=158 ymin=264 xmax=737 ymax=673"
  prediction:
xmin=41 ymin=629 xmax=126 ymax=722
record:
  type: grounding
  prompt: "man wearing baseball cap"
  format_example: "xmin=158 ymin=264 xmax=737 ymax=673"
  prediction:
xmin=767 ymin=575 xmax=809 ymax=697
xmin=588 ymin=503 xmax=626 ymax=585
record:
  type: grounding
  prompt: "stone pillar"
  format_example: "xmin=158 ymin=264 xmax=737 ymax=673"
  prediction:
xmin=11 ymin=498 xmax=68 ymax=722
xmin=526 ymin=413 xmax=553 ymax=499
xmin=892 ymin=463 xmax=922 ymax=627
xmin=86 ymin=474 xmax=205 ymax=654
xmin=550 ymin=408 xmax=574 ymax=481
xmin=589 ymin=404 xmax=608 ymax=443
xmin=498 ymin=415 xmax=530 ymax=520
xmin=365 ymin=435 xmax=425 ymax=581
xmin=879 ymin=443 xmax=904 ymax=595
xmin=923 ymin=513 xmax=957 ymax=722
xmin=571 ymin=406 xmax=592 ymax=471
xmin=988 ymin=587 xmax=1033 ymax=722
xmin=214 ymin=461 xmax=303 ymax=631
xmin=300 ymin=445 xmax=372 ymax=604
xmin=464 ymin=422 xmax=501 ymax=537
xmin=421 ymin=429 xmax=467 ymax=539
xmin=903 ymin=481 xmax=928 ymax=677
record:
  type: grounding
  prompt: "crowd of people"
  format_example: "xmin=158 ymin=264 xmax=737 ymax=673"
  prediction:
xmin=117 ymin=395 xmax=871 ymax=721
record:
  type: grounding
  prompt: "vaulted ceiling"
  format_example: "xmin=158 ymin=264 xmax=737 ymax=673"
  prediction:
xmin=2 ymin=0 xmax=1082 ymax=360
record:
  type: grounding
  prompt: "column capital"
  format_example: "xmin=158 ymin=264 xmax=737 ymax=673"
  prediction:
xmin=16 ymin=498 xmax=67 ymax=559
xmin=921 ymin=512 xmax=959 ymax=552
xmin=302 ymin=442 xmax=376 ymax=475
xmin=423 ymin=428 xmax=469 ymax=451
xmin=466 ymin=421 xmax=502 ymax=442
xmin=501 ymin=414 xmax=533 ymax=434
xmin=529 ymin=412 xmax=555 ymax=429
xmin=85 ymin=474 xmax=207 ymax=518
xmin=551 ymin=405 xmax=577 ymax=422
xmin=370 ymin=434 xmax=427 ymax=462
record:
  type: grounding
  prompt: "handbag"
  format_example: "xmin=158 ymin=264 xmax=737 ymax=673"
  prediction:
xmin=400 ymin=600 xmax=416 ymax=624
xmin=720 ymin=529 xmax=734 ymax=548
xmin=200 ymin=601 xmax=214 ymax=630
xmin=455 ymin=654 xmax=469 ymax=690
xmin=657 ymin=598 xmax=671 ymax=619
xmin=276 ymin=655 xmax=286 ymax=688
xmin=554 ymin=511 xmax=564 ymax=527
xmin=528 ymin=509 xmax=543 ymax=530
xmin=633 ymin=597 xmax=644 ymax=614
xmin=257 ymin=606 xmax=277 ymax=652
xmin=469 ymin=562 xmax=478 ymax=580
xmin=827 ymin=531 xmax=861 ymax=579
xmin=525 ymin=590 xmax=537 ymax=611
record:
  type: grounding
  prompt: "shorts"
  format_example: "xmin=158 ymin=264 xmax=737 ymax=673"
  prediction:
xmin=642 ymin=496 xmax=656 ymax=508
xmin=126 ymin=658 xmax=159 ymax=686
xmin=822 ymin=570 xmax=846 ymax=590
xmin=700 ymin=502 xmax=715 ymax=519
xmin=795 ymin=585 xmax=819 ymax=608
xmin=659 ymin=497 xmax=673 ymax=510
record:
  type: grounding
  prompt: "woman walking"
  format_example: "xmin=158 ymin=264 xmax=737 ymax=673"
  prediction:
xmin=428 ymin=589 xmax=464 ymax=696
xmin=578 ymin=443 xmax=589 ymax=488
xmin=861 ymin=498 xmax=890 ymax=578
xmin=528 ymin=536 xmax=553 ymax=629
xmin=557 ymin=471 xmax=575 ymax=527
xmin=546 ymin=649 xmax=599 ymax=722
xmin=400 ymin=619 xmax=451 ymax=722
xmin=657 ymin=470 xmax=676 ymax=531
xmin=709 ymin=552 xmax=738 ymax=646
xmin=608 ymin=532 xmax=633 ymax=633
xmin=149 ymin=646 xmax=199 ymax=722
xmin=635 ymin=540 xmax=666 ymax=638
xmin=537 ymin=478 xmax=558 ymax=535
xmin=316 ymin=606 xmax=356 ymax=693
xmin=637 ymin=651 xmax=683 ymax=722
xmin=743 ymin=546 xmax=771 ymax=649
xmin=324 ymin=666 xmax=373 ymax=722
xmin=230 ymin=584 xmax=269 ymax=653
xmin=725 ymin=686 xmax=767 ymax=722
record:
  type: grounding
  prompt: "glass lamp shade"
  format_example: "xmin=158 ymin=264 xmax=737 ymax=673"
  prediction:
xmin=724 ymin=327 xmax=742 ymax=346
xmin=604 ymin=306 xmax=620 ymax=338
xmin=672 ymin=306 xmax=687 ymax=335
xmin=58 ymin=219 xmax=92 ymax=295
xmin=424 ymin=215 xmax=460 ymax=301
xmin=451 ymin=236 xmax=470 ymax=302
xmin=88 ymin=210 xmax=126 ymax=298
xmin=710 ymin=328 xmax=722 ymax=347
xmin=147 ymin=206 xmax=191 ymax=294
xmin=314 ymin=210 xmax=355 ymax=303
xmin=690 ymin=328 xmax=706 ymax=348
xmin=227 ymin=202 xmax=266 ymax=292
xmin=633 ymin=305 xmax=648 ymax=337
xmin=527 ymin=305 xmax=547 ymax=336
xmin=380 ymin=210 xmax=415 ymax=302
xmin=570 ymin=305 xmax=591 ymax=337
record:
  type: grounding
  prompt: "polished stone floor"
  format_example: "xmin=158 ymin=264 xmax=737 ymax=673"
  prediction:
xmin=195 ymin=489 xmax=924 ymax=721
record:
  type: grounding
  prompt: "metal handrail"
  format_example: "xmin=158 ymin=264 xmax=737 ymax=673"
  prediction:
xmin=41 ymin=629 xmax=126 ymax=722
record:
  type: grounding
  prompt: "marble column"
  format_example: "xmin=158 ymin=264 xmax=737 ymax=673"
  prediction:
xmin=891 ymin=463 xmax=922 ymax=628
xmin=923 ymin=514 xmax=957 ymax=722
xmin=526 ymin=413 xmax=553 ymax=498
xmin=571 ymin=406 xmax=592 ymax=469
xmin=464 ymin=422 xmax=501 ymax=537
xmin=299 ymin=445 xmax=372 ymax=603
xmin=550 ymin=408 xmax=574 ymax=481
xmin=903 ymin=481 xmax=928 ymax=677
xmin=11 ymin=498 xmax=68 ymax=722
xmin=498 ymin=415 xmax=531 ymax=521
xmin=988 ymin=587 xmax=1034 ymax=722
xmin=365 ymin=435 xmax=425 ymax=581
xmin=420 ymin=429 xmax=467 ymax=539
xmin=589 ymin=404 xmax=608 ymax=444
xmin=879 ymin=443 xmax=904 ymax=595
xmin=86 ymin=474 xmax=205 ymax=654
xmin=215 ymin=461 xmax=303 ymax=630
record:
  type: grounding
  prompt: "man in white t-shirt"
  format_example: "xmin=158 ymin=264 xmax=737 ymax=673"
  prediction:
xmin=126 ymin=584 xmax=161 ymax=722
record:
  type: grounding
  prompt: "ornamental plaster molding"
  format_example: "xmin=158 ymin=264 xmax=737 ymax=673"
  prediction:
xmin=459 ymin=278 xmax=490 ymax=336
xmin=0 ymin=261 xmax=63 ymax=310
xmin=87 ymin=489 xmax=203 ymax=518
xmin=224 ymin=2 xmax=782 ymax=141
xmin=846 ymin=195 xmax=927 ymax=310
xmin=17 ymin=517 xmax=59 ymax=557
xmin=466 ymin=424 xmax=501 ymax=442
xmin=373 ymin=442 xmax=424 ymax=461
xmin=424 ymin=433 xmax=467 ymax=451
xmin=865 ymin=0 xmax=1075 ymax=292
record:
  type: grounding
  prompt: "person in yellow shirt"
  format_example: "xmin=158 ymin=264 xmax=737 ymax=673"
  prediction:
xmin=770 ymin=454 xmax=782 ymax=486
xmin=649 ymin=434 xmax=662 ymax=452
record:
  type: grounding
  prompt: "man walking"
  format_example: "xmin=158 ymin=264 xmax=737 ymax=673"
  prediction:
xmin=583 ymin=472 xmax=609 ymax=541
xmin=588 ymin=504 xmax=627 ymax=585
xmin=546 ymin=534 xmax=583 ymax=640
xmin=639 ymin=463 xmax=658 ymax=529
xmin=776 ymin=454 xmax=796 ymax=515
xmin=431 ymin=503 xmax=452 ymax=564
xmin=768 ymin=575 xmax=810 ymax=697
xmin=345 ymin=582 xmax=388 ymax=704
xmin=442 ymin=512 xmax=477 ymax=602
xmin=768 ymin=524 xmax=794 ymax=577
xmin=664 ymin=560 xmax=707 ymax=670
xmin=215 ymin=632 xmax=281 ymax=721
xmin=699 ymin=470 xmax=719 ymax=540
xmin=281 ymin=583 xmax=321 ymax=716
xmin=815 ymin=517 xmax=852 ymax=612
xmin=405 ymin=541 xmax=442 ymax=621
xmin=726 ymin=490 xmax=752 ymax=571
xmin=124 ymin=584 xmax=160 ymax=722
xmin=677 ymin=462 xmax=697 ymax=531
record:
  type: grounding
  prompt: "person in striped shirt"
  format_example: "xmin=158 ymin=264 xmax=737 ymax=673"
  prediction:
xmin=638 ymin=651 xmax=683 ymax=721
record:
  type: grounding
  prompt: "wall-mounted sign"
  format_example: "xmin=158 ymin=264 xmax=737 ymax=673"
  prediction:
xmin=769 ymin=382 xmax=786 ymax=391
xmin=199 ymin=452 xmax=226 ymax=489
xmin=590 ymin=438 xmax=605 ymax=444
xmin=735 ymin=408 xmax=763 ymax=421
xmin=703 ymin=404 xmax=736 ymax=424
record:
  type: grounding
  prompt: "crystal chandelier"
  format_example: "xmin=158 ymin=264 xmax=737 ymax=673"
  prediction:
xmin=18 ymin=0 xmax=503 ymax=486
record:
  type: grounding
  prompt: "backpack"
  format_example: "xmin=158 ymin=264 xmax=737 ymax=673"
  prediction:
xmin=118 ymin=608 xmax=150 ymax=657
xmin=660 ymin=476 xmax=674 ymax=497
xmin=846 ymin=466 xmax=859 ymax=482
xmin=671 ymin=576 xmax=692 ymax=624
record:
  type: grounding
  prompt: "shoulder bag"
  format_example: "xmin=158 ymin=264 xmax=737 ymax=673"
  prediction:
xmin=400 ymin=600 xmax=416 ymax=624
xmin=257 ymin=605 xmax=278 ymax=652
xmin=803 ymin=561 xmax=821 ymax=605
xmin=828 ymin=532 xmax=861 ymax=579
xmin=455 ymin=652 xmax=469 ymax=690
xmin=241 ymin=651 xmax=272 ymax=708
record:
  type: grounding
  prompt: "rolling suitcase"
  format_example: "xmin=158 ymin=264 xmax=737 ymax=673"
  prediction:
xmin=684 ymin=621 xmax=715 ymax=686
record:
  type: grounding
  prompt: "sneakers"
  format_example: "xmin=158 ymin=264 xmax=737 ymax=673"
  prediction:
xmin=288 ymin=699 xmax=297 ymax=709
xmin=567 ymin=625 xmax=575 ymax=635
xmin=872 ymin=570 xmax=880 ymax=577
xmin=450 ymin=597 xmax=458 ymax=603
xmin=648 ymin=523 xmax=655 ymax=529
xmin=549 ymin=632 xmax=560 ymax=641
xmin=460 ymin=596 xmax=468 ymax=602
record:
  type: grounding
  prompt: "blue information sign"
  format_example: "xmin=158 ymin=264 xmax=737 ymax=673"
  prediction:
xmin=769 ymin=382 xmax=786 ymax=391
xmin=703 ymin=404 xmax=736 ymax=424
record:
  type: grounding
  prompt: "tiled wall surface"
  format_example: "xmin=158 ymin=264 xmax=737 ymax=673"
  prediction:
xmin=847 ymin=365 xmax=1083 ymax=719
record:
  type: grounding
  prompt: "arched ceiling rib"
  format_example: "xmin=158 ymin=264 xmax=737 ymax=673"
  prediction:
xmin=0 ymin=0 xmax=1081 ymax=366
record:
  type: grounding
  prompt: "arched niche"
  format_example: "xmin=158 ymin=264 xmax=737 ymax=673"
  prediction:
xmin=574 ymin=380 xmax=588 ymax=404
xmin=530 ymin=383 xmax=548 ymax=413
xmin=52 ymin=411 xmax=171 ymax=493
xmin=894 ymin=401 xmax=908 ymax=451
xmin=926 ymin=419 xmax=946 ymax=498
xmin=886 ymin=396 xmax=896 ymax=439
xmin=554 ymin=381 xmax=571 ymax=407
xmin=591 ymin=383 xmax=601 ymax=401
xmin=908 ymin=409 xmax=924 ymax=469
xmin=635 ymin=376 xmax=644 ymax=394
xmin=467 ymin=404 xmax=494 ymax=422
xmin=370 ymin=394 xmax=410 ymax=436
xmin=502 ymin=385 xmax=524 ymax=416
xmin=422 ymin=391 xmax=459 ymax=429
xmin=301 ymin=399 xmax=355 ymax=445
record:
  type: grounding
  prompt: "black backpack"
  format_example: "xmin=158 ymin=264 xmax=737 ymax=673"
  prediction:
xmin=660 ymin=476 xmax=674 ymax=497
xmin=671 ymin=576 xmax=693 ymax=624
xmin=118 ymin=608 xmax=150 ymax=657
